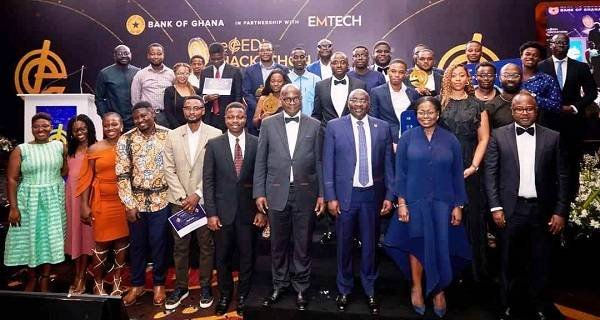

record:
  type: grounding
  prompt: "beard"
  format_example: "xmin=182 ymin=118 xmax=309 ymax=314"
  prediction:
xmin=503 ymin=84 xmax=521 ymax=94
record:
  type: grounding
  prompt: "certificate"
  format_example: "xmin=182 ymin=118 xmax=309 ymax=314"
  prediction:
xmin=168 ymin=204 xmax=207 ymax=238
xmin=202 ymin=78 xmax=233 ymax=95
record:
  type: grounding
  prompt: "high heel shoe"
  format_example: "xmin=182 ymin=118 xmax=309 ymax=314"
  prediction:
xmin=433 ymin=292 xmax=446 ymax=318
xmin=410 ymin=288 xmax=426 ymax=316
xmin=93 ymin=279 xmax=108 ymax=296
xmin=110 ymin=276 xmax=124 ymax=296
xmin=70 ymin=275 xmax=86 ymax=295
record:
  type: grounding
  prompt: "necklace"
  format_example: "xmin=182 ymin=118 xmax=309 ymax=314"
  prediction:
xmin=476 ymin=89 xmax=495 ymax=100
xmin=499 ymin=94 xmax=512 ymax=103
xmin=450 ymin=92 xmax=468 ymax=100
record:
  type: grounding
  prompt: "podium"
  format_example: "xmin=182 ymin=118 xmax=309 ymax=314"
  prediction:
xmin=18 ymin=94 xmax=103 ymax=142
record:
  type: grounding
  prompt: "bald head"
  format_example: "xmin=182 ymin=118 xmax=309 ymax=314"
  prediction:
xmin=500 ymin=63 xmax=522 ymax=94
xmin=113 ymin=45 xmax=132 ymax=66
xmin=280 ymin=84 xmax=302 ymax=116
xmin=511 ymin=91 xmax=538 ymax=127
xmin=331 ymin=51 xmax=349 ymax=78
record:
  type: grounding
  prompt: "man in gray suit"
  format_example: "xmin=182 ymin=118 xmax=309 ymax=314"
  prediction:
xmin=254 ymin=84 xmax=325 ymax=311
xmin=163 ymin=95 xmax=222 ymax=310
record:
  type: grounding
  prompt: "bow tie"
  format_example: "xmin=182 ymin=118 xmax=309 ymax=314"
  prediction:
xmin=285 ymin=116 xmax=299 ymax=123
xmin=516 ymin=126 xmax=534 ymax=136
xmin=334 ymin=79 xmax=347 ymax=85
xmin=377 ymin=66 xmax=389 ymax=74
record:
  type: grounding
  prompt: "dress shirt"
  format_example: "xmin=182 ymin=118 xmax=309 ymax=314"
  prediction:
xmin=372 ymin=63 xmax=390 ymax=82
xmin=389 ymin=84 xmax=411 ymax=137
xmin=284 ymin=112 xmax=300 ymax=183
xmin=331 ymin=75 xmax=350 ymax=117
xmin=351 ymin=115 xmax=373 ymax=187
xmin=186 ymin=124 xmax=204 ymax=198
xmin=212 ymin=63 xmax=225 ymax=78
xmin=261 ymin=62 xmax=275 ymax=83
xmin=288 ymin=70 xmax=321 ymax=116
xmin=320 ymin=60 xmax=333 ymax=79
xmin=227 ymin=130 xmax=246 ymax=159
xmin=515 ymin=124 xmax=537 ymax=198
xmin=188 ymin=73 xmax=201 ymax=88
xmin=551 ymin=56 xmax=578 ymax=114
xmin=131 ymin=64 xmax=175 ymax=111
xmin=425 ymin=72 xmax=435 ymax=91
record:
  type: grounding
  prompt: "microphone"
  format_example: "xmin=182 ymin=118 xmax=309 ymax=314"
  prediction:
xmin=41 ymin=65 xmax=87 ymax=93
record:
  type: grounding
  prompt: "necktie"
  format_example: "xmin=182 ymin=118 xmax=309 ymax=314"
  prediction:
xmin=377 ymin=66 xmax=389 ymax=74
xmin=556 ymin=60 xmax=564 ymax=89
xmin=334 ymin=79 xmax=347 ymax=85
xmin=516 ymin=126 xmax=535 ymax=136
xmin=213 ymin=67 xmax=221 ymax=115
xmin=357 ymin=120 xmax=369 ymax=186
xmin=234 ymin=138 xmax=243 ymax=177
xmin=285 ymin=116 xmax=299 ymax=123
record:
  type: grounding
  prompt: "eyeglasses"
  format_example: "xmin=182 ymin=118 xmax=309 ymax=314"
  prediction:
xmin=176 ymin=72 xmax=190 ymax=76
xmin=283 ymin=97 xmax=300 ymax=104
xmin=349 ymin=98 xmax=368 ymax=104
xmin=476 ymin=73 xmax=495 ymax=79
xmin=512 ymin=108 xmax=535 ymax=114
xmin=417 ymin=111 xmax=437 ymax=117
xmin=501 ymin=73 xmax=521 ymax=80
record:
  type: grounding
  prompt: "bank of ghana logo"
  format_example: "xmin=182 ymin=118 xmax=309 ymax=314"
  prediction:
xmin=14 ymin=40 xmax=67 ymax=95
xmin=127 ymin=15 xmax=145 ymax=35
xmin=188 ymin=37 xmax=209 ymax=61
xmin=438 ymin=33 xmax=499 ymax=69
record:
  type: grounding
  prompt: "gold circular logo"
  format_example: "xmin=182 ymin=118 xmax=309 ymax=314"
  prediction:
xmin=14 ymin=40 xmax=67 ymax=94
xmin=187 ymin=37 xmax=209 ymax=61
xmin=438 ymin=33 xmax=499 ymax=70
xmin=228 ymin=37 xmax=241 ymax=55
xmin=126 ymin=15 xmax=145 ymax=35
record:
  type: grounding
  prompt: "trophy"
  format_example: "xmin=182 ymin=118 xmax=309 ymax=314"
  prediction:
xmin=261 ymin=93 xmax=279 ymax=115
xmin=409 ymin=67 xmax=428 ymax=89
xmin=255 ymin=85 xmax=264 ymax=98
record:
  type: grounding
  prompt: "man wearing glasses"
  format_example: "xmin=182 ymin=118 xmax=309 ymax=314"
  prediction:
xmin=474 ymin=62 xmax=500 ymax=103
xmin=486 ymin=63 xmax=523 ymax=129
xmin=307 ymin=39 xmax=333 ymax=79
xmin=348 ymin=46 xmax=386 ymax=93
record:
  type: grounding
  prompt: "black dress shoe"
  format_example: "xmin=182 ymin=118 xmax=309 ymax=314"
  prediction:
xmin=296 ymin=291 xmax=308 ymax=311
xmin=336 ymin=294 xmax=349 ymax=312
xmin=263 ymin=289 xmax=285 ymax=307
xmin=215 ymin=296 xmax=230 ymax=315
xmin=367 ymin=296 xmax=380 ymax=315
xmin=236 ymin=296 xmax=246 ymax=316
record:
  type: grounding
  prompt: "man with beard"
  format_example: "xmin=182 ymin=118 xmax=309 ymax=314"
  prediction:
xmin=348 ymin=46 xmax=386 ymax=93
xmin=242 ymin=41 xmax=288 ymax=135
xmin=188 ymin=55 xmax=205 ymax=88
xmin=131 ymin=43 xmax=175 ymax=128
xmin=163 ymin=96 xmax=221 ymax=311
xmin=288 ymin=47 xmax=321 ymax=116
xmin=486 ymin=63 xmax=523 ymax=129
xmin=404 ymin=48 xmax=444 ymax=97
xmin=538 ymin=33 xmax=597 ymax=202
xmin=307 ymin=38 xmax=333 ymax=79
xmin=369 ymin=40 xmax=392 ymax=81
xmin=95 ymin=45 xmax=140 ymax=131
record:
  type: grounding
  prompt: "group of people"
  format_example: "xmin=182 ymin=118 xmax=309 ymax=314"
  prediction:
xmin=4 ymin=33 xmax=597 ymax=320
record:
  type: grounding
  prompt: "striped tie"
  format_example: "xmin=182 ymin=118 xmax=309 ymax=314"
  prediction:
xmin=234 ymin=138 xmax=243 ymax=177
xmin=357 ymin=120 xmax=368 ymax=186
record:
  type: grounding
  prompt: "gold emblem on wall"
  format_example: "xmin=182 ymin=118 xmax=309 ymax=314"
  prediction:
xmin=438 ymin=33 xmax=500 ymax=69
xmin=49 ymin=123 xmax=67 ymax=144
xmin=126 ymin=15 xmax=145 ymax=35
xmin=14 ymin=40 xmax=67 ymax=94
xmin=187 ymin=37 xmax=209 ymax=60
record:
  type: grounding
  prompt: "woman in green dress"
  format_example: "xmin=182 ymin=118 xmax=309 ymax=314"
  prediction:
xmin=5 ymin=112 xmax=67 ymax=292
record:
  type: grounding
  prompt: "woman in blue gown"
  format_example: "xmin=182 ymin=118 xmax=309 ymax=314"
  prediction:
xmin=384 ymin=96 xmax=471 ymax=318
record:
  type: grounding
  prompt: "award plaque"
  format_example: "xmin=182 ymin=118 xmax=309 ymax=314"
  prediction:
xmin=262 ymin=93 xmax=279 ymax=114
xmin=409 ymin=69 xmax=428 ymax=88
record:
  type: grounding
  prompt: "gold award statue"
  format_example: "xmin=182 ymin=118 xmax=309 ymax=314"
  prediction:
xmin=262 ymin=93 xmax=280 ymax=114
xmin=409 ymin=67 xmax=428 ymax=89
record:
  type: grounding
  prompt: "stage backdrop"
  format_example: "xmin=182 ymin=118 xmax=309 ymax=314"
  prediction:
xmin=2 ymin=0 xmax=543 ymax=140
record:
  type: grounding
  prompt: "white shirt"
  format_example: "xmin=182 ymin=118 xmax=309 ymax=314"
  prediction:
xmin=425 ymin=72 xmax=435 ymax=91
xmin=227 ymin=130 xmax=245 ymax=160
xmin=284 ymin=112 xmax=300 ymax=183
xmin=320 ymin=60 xmax=332 ymax=79
xmin=351 ymin=115 xmax=373 ymax=187
xmin=552 ymin=56 xmax=568 ymax=88
xmin=389 ymin=84 xmax=411 ymax=137
xmin=331 ymin=75 xmax=349 ymax=117
xmin=212 ymin=63 xmax=225 ymax=78
xmin=186 ymin=123 xmax=203 ymax=198
xmin=260 ymin=62 xmax=275 ymax=83
xmin=516 ymin=124 xmax=537 ymax=198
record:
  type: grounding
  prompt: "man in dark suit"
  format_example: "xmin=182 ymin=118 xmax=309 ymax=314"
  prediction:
xmin=306 ymin=38 xmax=333 ymax=79
xmin=370 ymin=58 xmax=420 ymax=147
xmin=254 ymin=84 xmax=325 ymax=311
xmin=323 ymin=89 xmax=394 ymax=315
xmin=312 ymin=51 xmax=367 ymax=129
xmin=484 ymin=92 xmax=569 ymax=320
xmin=203 ymin=102 xmax=266 ymax=316
xmin=537 ymin=33 xmax=598 ymax=201
xmin=242 ymin=41 xmax=289 ymax=135
xmin=404 ymin=48 xmax=444 ymax=97
xmin=200 ymin=42 xmax=243 ymax=132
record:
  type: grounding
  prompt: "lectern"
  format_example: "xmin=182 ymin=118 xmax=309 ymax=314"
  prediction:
xmin=18 ymin=93 xmax=102 ymax=142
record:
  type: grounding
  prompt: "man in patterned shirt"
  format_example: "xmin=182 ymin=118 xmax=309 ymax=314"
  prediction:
xmin=117 ymin=101 xmax=171 ymax=307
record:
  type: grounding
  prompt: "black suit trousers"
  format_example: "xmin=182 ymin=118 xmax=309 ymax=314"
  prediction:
xmin=213 ymin=214 xmax=258 ymax=298
xmin=269 ymin=186 xmax=315 ymax=293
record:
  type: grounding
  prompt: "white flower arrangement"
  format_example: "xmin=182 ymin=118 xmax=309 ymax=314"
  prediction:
xmin=570 ymin=152 xmax=600 ymax=235
xmin=0 ymin=135 xmax=15 ymax=153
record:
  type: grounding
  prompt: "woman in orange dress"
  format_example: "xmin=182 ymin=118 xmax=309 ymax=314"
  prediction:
xmin=77 ymin=112 xmax=129 ymax=296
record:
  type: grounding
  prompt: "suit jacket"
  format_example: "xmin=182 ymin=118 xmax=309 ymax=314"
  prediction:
xmin=307 ymin=60 xmax=325 ymax=79
xmin=323 ymin=115 xmax=394 ymax=210
xmin=369 ymin=83 xmax=420 ymax=144
xmin=164 ymin=122 xmax=222 ymax=205
xmin=203 ymin=132 xmax=258 ymax=225
xmin=537 ymin=57 xmax=598 ymax=139
xmin=242 ymin=62 xmax=289 ymax=134
xmin=199 ymin=64 xmax=243 ymax=131
xmin=311 ymin=76 xmax=367 ymax=128
xmin=404 ymin=67 xmax=444 ymax=96
xmin=484 ymin=123 xmax=569 ymax=219
xmin=253 ymin=112 xmax=323 ymax=211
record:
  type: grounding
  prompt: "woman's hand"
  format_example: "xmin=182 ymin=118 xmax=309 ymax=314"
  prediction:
xmin=451 ymin=207 xmax=462 ymax=226
xmin=463 ymin=165 xmax=477 ymax=179
xmin=8 ymin=207 xmax=21 ymax=227
xmin=80 ymin=204 xmax=93 ymax=225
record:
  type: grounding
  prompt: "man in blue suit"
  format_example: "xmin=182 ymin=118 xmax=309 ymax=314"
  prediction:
xmin=370 ymin=58 xmax=420 ymax=147
xmin=242 ymin=41 xmax=288 ymax=135
xmin=323 ymin=89 xmax=394 ymax=315
xmin=306 ymin=38 xmax=333 ymax=79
